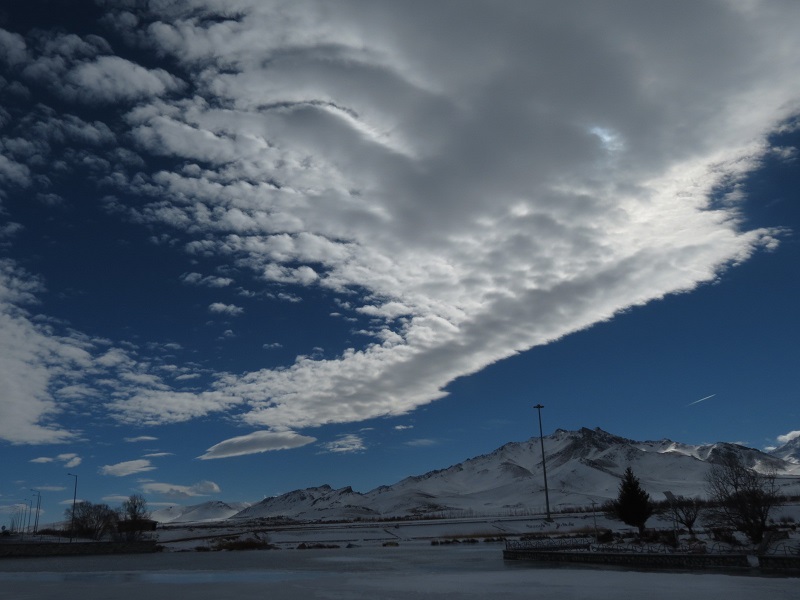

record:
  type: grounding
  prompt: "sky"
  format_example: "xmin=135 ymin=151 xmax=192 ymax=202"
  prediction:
xmin=1 ymin=0 xmax=799 ymax=526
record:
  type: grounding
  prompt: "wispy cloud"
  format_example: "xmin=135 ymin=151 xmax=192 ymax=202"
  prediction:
xmin=180 ymin=272 xmax=234 ymax=288
xmin=124 ymin=436 xmax=158 ymax=443
xmin=30 ymin=453 xmax=82 ymax=468
xmin=321 ymin=434 xmax=366 ymax=454
xmin=406 ymin=438 xmax=438 ymax=447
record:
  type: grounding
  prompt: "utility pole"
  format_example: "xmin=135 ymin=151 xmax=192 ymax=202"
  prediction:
xmin=67 ymin=473 xmax=78 ymax=542
xmin=533 ymin=404 xmax=551 ymax=520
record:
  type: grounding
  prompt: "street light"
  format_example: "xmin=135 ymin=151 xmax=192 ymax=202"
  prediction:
xmin=20 ymin=498 xmax=31 ymax=540
xmin=25 ymin=498 xmax=33 ymax=534
xmin=67 ymin=473 xmax=78 ymax=542
xmin=533 ymin=404 xmax=551 ymax=520
xmin=13 ymin=504 xmax=23 ymax=534
xmin=30 ymin=489 xmax=41 ymax=535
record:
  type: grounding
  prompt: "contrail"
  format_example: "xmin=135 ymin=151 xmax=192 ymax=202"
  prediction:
xmin=687 ymin=393 xmax=716 ymax=407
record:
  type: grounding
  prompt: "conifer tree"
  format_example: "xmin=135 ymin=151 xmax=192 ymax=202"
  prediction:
xmin=604 ymin=466 xmax=653 ymax=536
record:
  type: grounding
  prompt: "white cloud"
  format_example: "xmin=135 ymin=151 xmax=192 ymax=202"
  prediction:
xmin=110 ymin=389 xmax=241 ymax=426
xmin=124 ymin=435 xmax=158 ymax=443
xmin=0 ymin=262 xmax=78 ymax=444
xmin=140 ymin=480 xmax=220 ymax=498
xmin=57 ymin=453 xmax=82 ymax=468
xmin=2 ymin=1 xmax=800 ymax=444
xmin=199 ymin=430 xmax=316 ymax=460
xmin=59 ymin=498 xmax=85 ymax=505
xmin=321 ymin=433 xmax=365 ymax=454
xmin=86 ymin=0 xmax=799 ymax=438
xmin=0 ymin=29 xmax=28 ymax=66
xmin=175 ymin=373 xmax=201 ymax=381
xmin=100 ymin=459 xmax=155 ymax=477
xmin=180 ymin=272 xmax=234 ymax=287
xmin=393 ymin=425 xmax=413 ymax=431
xmin=30 ymin=453 xmax=82 ymax=467
xmin=62 ymin=55 xmax=184 ymax=103
xmin=777 ymin=430 xmax=800 ymax=445
xmin=208 ymin=302 xmax=244 ymax=316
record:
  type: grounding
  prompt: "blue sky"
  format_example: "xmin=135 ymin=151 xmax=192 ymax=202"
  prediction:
xmin=1 ymin=0 xmax=799 ymax=525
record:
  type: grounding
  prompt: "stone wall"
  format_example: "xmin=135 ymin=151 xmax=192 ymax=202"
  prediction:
xmin=503 ymin=548 xmax=751 ymax=570
xmin=758 ymin=554 xmax=800 ymax=573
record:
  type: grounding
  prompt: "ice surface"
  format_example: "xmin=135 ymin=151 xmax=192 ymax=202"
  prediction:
xmin=1 ymin=544 xmax=797 ymax=600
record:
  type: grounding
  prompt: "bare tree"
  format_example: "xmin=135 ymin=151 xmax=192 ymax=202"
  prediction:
xmin=121 ymin=494 xmax=149 ymax=522
xmin=119 ymin=494 xmax=151 ymax=540
xmin=668 ymin=496 xmax=703 ymax=537
xmin=64 ymin=502 xmax=118 ymax=540
xmin=704 ymin=451 xmax=781 ymax=544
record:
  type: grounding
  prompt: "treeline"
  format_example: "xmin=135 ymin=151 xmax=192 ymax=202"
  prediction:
xmin=603 ymin=452 xmax=789 ymax=544
xmin=62 ymin=494 xmax=154 ymax=541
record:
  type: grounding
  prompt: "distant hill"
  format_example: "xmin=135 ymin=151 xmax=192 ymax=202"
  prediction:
xmin=228 ymin=427 xmax=800 ymax=522
xmin=152 ymin=500 xmax=251 ymax=524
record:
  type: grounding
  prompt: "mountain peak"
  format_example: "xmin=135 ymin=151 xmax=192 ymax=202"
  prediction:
xmin=216 ymin=428 xmax=800 ymax=523
xmin=770 ymin=435 xmax=800 ymax=464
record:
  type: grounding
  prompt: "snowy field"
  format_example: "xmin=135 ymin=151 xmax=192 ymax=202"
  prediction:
xmin=1 ymin=543 xmax=798 ymax=600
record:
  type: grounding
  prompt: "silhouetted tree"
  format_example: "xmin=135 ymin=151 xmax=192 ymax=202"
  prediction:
xmin=64 ymin=502 xmax=118 ymax=540
xmin=118 ymin=494 xmax=151 ymax=540
xmin=604 ymin=467 xmax=653 ymax=536
xmin=704 ymin=451 xmax=781 ymax=544
xmin=668 ymin=495 xmax=703 ymax=537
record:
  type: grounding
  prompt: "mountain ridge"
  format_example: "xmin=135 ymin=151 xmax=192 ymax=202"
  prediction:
xmin=155 ymin=427 xmax=800 ymax=524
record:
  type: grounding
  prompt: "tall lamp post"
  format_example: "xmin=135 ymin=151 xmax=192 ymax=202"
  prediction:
xmin=20 ymin=499 xmax=31 ymax=540
xmin=30 ymin=489 xmax=41 ymax=535
xmin=67 ymin=473 xmax=78 ymax=542
xmin=25 ymin=498 xmax=33 ymax=534
xmin=533 ymin=404 xmax=551 ymax=520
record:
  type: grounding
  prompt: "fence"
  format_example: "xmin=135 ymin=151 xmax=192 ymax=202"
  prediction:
xmin=503 ymin=539 xmax=800 ymax=572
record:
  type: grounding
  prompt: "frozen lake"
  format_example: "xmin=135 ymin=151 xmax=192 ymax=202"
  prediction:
xmin=0 ymin=544 xmax=797 ymax=599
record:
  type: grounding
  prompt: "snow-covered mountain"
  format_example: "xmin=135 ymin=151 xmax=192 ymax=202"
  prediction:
xmin=230 ymin=427 xmax=800 ymax=523
xmin=153 ymin=500 xmax=251 ymax=524
xmin=771 ymin=435 xmax=800 ymax=464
